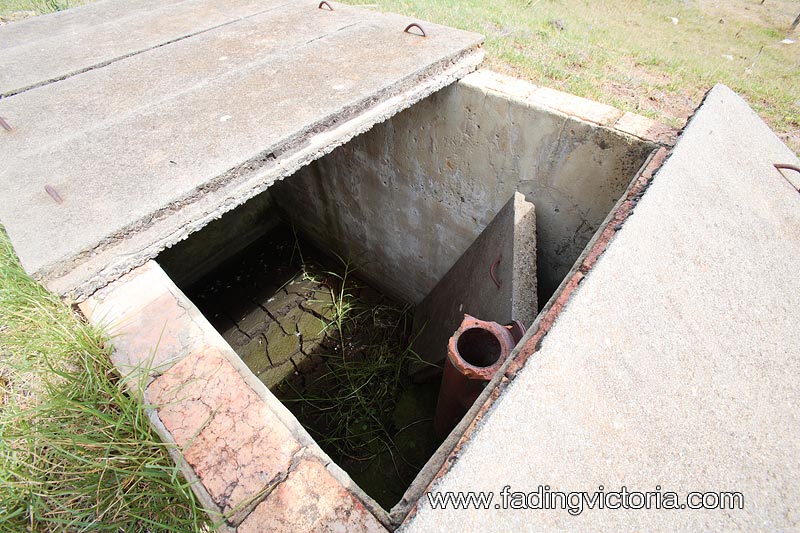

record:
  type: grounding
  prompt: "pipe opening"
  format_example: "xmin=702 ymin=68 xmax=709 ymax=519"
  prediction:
xmin=456 ymin=328 xmax=502 ymax=368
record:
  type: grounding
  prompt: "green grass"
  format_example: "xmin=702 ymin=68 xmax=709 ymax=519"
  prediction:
xmin=277 ymin=259 xmax=425 ymax=463
xmin=273 ymin=258 xmax=439 ymax=508
xmin=0 ymin=227 xmax=210 ymax=532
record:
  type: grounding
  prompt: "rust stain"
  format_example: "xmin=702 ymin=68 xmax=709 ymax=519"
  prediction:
xmin=44 ymin=185 xmax=64 ymax=204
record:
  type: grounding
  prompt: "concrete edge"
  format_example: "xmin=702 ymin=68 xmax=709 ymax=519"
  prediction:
xmin=206 ymin=296 xmax=395 ymax=529
xmin=79 ymin=258 xmax=393 ymax=530
xmin=144 ymin=407 xmax=235 ymax=533
xmin=459 ymin=69 xmax=678 ymax=147
xmin=511 ymin=192 xmax=537 ymax=324
xmin=154 ymin=259 xmax=394 ymax=527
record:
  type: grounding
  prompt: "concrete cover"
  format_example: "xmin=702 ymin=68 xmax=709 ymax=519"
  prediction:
xmin=412 ymin=192 xmax=537 ymax=366
xmin=0 ymin=0 xmax=483 ymax=300
xmin=403 ymin=85 xmax=800 ymax=531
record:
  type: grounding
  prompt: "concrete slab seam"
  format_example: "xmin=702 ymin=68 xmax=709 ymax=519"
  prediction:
xmin=0 ymin=1 xmax=296 ymax=99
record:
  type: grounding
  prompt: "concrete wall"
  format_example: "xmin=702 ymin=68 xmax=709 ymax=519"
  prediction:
xmin=158 ymin=190 xmax=279 ymax=288
xmin=272 ymin=71 xmax=657 ymax=305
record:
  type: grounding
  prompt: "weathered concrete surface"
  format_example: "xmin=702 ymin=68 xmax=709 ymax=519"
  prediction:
xmin=412 ymin=192 xmax=536 ymax=366
xmin=402 ymin=85 xmax=800 ymax=531
xmin=239 ymin=456 xmax=387 ymax=533
xmin=148 ymin=347 xmax=302 ymax=522
xmin=0 ymin=0 xmax=483 ymax=300
xmin=78 ymin=260 xmax=213 ymax=383
xmin=274 ymin=70 xmax=657 ymax=306
xmin=0 ymin=0 xmax=285 ymax=96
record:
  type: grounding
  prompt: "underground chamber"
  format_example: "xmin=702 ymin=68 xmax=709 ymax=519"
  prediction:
xmin=157 ymin=75 xmax=659 ymax=519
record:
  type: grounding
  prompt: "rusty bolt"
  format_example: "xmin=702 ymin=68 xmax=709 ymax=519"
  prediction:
xmin=44 ymin=185 xmax=63 ymax=204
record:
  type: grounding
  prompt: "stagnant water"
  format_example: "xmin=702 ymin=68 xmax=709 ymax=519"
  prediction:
xmin=184 ymin=223 xmax=443 ymax=509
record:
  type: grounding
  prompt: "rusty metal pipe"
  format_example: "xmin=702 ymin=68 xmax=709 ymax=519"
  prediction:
xmin=433 ymin=314 xmax=524 ymax=438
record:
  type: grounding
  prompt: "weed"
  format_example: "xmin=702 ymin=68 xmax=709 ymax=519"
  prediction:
xmin=281 ymin=260 xmax=421 ymax=461
xmin=275 ymin=256 xmax=440 ymax=507
xmin=0 ymin=0 xmax=85 ymax=17
xmin=0 ymin=227 xmax=209 ymax=532
xmin=342 ymin=0 xmax=800 ymax=153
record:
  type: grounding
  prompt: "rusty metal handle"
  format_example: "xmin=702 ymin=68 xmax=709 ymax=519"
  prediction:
xmin=318 ymin=1 xmax=333 ymax=11
xmin=774 ymin=163 xmax=800 ymax=192
xmin=489 ymin=256 xmax=502 ymax=289
xmin=404 ymin=23 xmax=426 ymax=37
xmin=775 ymin=163 xmax=800 ymax=174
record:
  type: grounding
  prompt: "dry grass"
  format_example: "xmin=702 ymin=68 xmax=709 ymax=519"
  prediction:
xmin=0 ymin=0 xmax=92 ymax=20
xmin=345 ymin=0 xmax=800 ymax=153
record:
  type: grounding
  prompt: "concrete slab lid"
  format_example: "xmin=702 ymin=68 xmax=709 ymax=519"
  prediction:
xmin=402 ymin=84 xmax=800 ymax=531
xmin=0 ymin=0 xmax=484 ymax=300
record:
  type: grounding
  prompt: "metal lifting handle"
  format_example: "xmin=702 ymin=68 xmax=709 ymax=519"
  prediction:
xmin=404 ymin=23 xmax=426 ymax=37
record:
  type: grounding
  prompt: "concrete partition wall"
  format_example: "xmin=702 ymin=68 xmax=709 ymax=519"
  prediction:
xmin=272 ymin=71 xmax=658 ymax=305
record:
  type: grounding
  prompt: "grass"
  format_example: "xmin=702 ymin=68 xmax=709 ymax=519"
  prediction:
xmin=274 ymin=258 xmax=439 ymax=508
xmin=0 ymin=0 xmax=91 ymax=18
xmin=0 ymin=227 xmax=210 ymax=532
xmin=341 ymin=0 xmax=800 ymax=153
xmin=277 ymin=259 xmax=424 ymax=464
